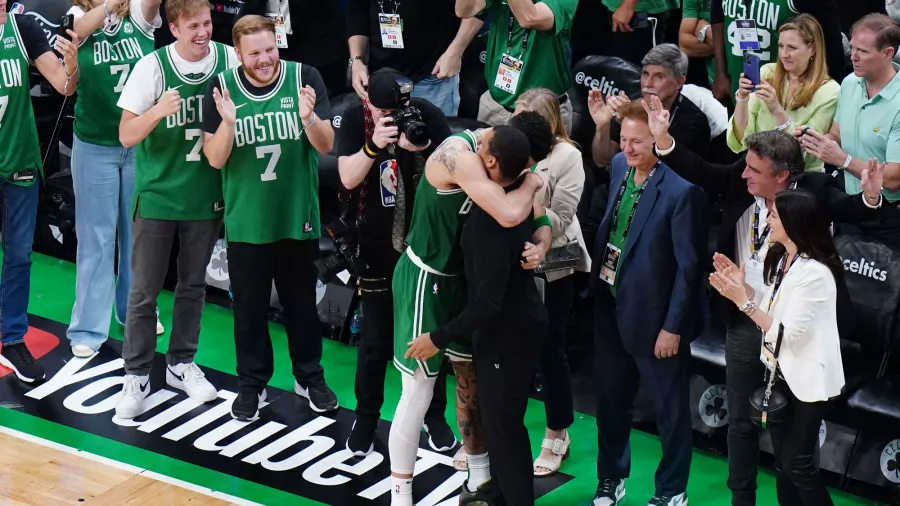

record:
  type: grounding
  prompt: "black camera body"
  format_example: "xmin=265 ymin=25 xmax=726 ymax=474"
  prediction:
xmin=313 ymin=217 xmax=367 ymax=283
xmin=385 ymin=75 xmax=429 ymax=147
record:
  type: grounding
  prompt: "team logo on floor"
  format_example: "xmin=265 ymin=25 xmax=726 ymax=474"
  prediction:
xmin=1 ymin=316 xmax=572 ymax=504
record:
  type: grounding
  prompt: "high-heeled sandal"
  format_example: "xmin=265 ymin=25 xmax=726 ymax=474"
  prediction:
xmin=533 ymin=430 xmax=570 ymax=477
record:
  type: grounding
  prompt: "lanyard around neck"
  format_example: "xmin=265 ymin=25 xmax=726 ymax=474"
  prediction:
xmin=611 ymin=164 xmax=658 ymax=235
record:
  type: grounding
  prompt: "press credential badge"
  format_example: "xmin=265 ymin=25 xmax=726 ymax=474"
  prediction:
xmin=494 ymin=53 xmax=523 ymax=95
xmin=379 ymin=14 xmax=404 ymax=48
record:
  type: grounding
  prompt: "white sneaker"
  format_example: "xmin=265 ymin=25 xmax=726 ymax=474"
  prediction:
xmin=116 ymin=374 xmax=150 ymax=419
xmin=70 ymin=344 xmax=96 ymax=358
xmin=156 ymin=319 xmax=165 ymax=335
xmin=648 ymin=493 xmax=688 ymax=506
xmin=166 ymin=362 xmax=217 ymax=402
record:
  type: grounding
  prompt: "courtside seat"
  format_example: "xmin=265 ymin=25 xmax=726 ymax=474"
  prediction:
xmin=845 ymin=375 xmax=900 ymax=434
xmin=690 ymin=329 xmax=727 ymax=369
xmin=458 ymin=32 xmax=488 ymax=120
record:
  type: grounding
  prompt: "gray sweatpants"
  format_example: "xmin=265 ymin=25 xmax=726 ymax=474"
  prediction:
xmin=122 ymin=216 xmax=221 ymax=375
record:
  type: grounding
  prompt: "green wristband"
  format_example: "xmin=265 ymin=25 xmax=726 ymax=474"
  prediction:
xmin=534 ymin=214 xmax=552 ymax=231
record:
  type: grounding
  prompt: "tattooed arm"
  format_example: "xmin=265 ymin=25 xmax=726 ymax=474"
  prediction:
xmin=432 ymin=142 xmax=543 ymax=228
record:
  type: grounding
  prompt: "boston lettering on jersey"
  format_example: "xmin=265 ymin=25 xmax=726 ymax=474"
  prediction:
xmin=1 ymin=315 xmax=574 ymax=505
xmin=233 ymin=110 xmax=302 ymax=147
xmin=91 ymin=37 xmax=146 ymax=65
xmin=166 ymin=94 xmax=205 ymax=129
xmin=0 ymin=58 xmax=23 ymax=90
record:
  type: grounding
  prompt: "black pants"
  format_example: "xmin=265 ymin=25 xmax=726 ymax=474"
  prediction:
xmin=228 ymin=239 xmax=325 ymax=392
xmin=540 ymin=274 xmax=575 ymax=431
xmin=769 ymin=384 xmax=834 ymax=506
xmin=594 ymin=297 xmax=692 ymax=496
xmin=725 ymin=317 xmax=767 ymax=505
xmin=477 ymin=336 xmax=543 ymax=506
xmin=354 ymin=276 xmax=448 ymax=423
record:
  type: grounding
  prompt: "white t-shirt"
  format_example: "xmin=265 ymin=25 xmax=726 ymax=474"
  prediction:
xmin=734 ymin=198 xmax=771 ymax=295
xmin=117 ymin=43 xmax=240 ymax=116
xmin=67 ymin=0 xmax=161 ymax=39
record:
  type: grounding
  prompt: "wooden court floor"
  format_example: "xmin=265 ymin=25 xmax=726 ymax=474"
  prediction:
xmin=0 ymin=431 xmax=239 ymax=505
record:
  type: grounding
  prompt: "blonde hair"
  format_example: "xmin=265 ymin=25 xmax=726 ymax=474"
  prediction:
xmin=232 ymin=15 xmax=276 ymax=47
xmin=165 ymin=0 xmax=210 ymax=25
xmin=515 ymin=88 xmax=579 ymax=149
xmin=771 ymin=14 xmax=830 ymax=110
xmin=73 ymin=0 xmax=129 ymax=21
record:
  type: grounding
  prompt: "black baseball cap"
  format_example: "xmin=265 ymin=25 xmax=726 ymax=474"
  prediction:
xmin=367 ymin=68 xmax=410 ymax=110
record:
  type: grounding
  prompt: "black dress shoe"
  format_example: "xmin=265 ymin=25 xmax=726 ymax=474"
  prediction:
xmin=459 ymin=478 xmax=504 ymax=506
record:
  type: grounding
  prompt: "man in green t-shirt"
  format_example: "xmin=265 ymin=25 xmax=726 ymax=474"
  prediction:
xmin=603 ymin=0 xmax=681 ymax=66
xmin=202 ymin=15 xmax=339 ymax=422
xmin=456 ymin=0 xmax=577 ymax=132
xmin=679 ymin=0 xmax=715 ymax=85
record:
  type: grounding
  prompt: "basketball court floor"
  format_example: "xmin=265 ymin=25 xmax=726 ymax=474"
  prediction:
xmin=0 ymin=252 xmax=884 ymax=505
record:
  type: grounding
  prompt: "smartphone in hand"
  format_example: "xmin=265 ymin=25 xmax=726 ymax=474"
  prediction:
xmin=743 ymin=52 xmax=761 ymax=91
xmin=58 ymin=14 xmax=74 ymax=41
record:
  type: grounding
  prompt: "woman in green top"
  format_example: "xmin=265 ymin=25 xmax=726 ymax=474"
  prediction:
xmin=727 ymin=14 xmax=839 ymax=172
xmin=66 ymin=0 xmax=162 ymax=358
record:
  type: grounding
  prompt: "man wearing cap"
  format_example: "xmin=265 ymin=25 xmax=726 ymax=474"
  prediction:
xmin=337 ymin=68 xmax=458 ymax=456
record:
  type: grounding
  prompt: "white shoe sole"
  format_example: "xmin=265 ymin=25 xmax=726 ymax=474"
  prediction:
xmin=293 ymin=382 xmax=338 ymax=413
xmin=345 ymin=420 xmax=375 ymax=457
xmin=0 ymin=353 xmax=44 ymax=383
xmin=423 ymin=424 xmax=458 ymax=452
xmin=166 ymin=368 xmax=218 ymax=402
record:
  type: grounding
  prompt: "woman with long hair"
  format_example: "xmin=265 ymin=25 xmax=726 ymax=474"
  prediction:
xmin=66 ymin=0 xmax=164 ymax=357
xmin=727 ymin=13 xmax=839 ymax=172
xmin=710 ymin=189 xmax=847 ymax=505
xmin=514 ymin=87 xmax=591 ymax=478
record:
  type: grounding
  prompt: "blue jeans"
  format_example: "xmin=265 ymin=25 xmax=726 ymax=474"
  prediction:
xmin=0 ymin=178 xmax=39 ymax=346
xmin=412 ymin=74 xmax=460 ymax=117
xmin=67 ymin=137 xmax=136 ymax=350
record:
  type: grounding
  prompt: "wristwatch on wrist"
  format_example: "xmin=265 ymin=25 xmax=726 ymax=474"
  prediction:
xmin=348 ymin=56 xmax=363 ymax=67
xmin=697 ymin=24 xmax=711 ymax=43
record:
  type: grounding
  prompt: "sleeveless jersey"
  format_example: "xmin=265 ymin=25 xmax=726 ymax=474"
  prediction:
xmin=74 ymin=17 xmax=155 ymax=146
xmin=404 ymin=130 xmax=478 ymax=274
xmin=217 ymin=60 xmax=320 ymax=244
xmin=0 ymin=15 xmax=42 ymax=186
xmin=133 ymin=42 xmax=229 ymax=221
xmin=721 ymin=0 xmax=795 ymax=95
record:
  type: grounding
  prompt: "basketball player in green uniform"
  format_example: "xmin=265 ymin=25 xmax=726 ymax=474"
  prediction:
xmin=388 ymin=112 xmax=554 ymax=506
xmin=201 ymin=15 xmax=339 ymax=421
xmin=114 ymin=0 xmax=237 ymax=419
xmin=66 ymin=0 xmax=164 ymax=359
xmin=0 ymin=7 xmax=79 ymax=383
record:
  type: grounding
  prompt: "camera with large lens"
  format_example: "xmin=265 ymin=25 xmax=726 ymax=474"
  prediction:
xmin=387 ymin=75 xmax=429 ymax=147
xmin=313 ymin=217 xmax=367 ymax=283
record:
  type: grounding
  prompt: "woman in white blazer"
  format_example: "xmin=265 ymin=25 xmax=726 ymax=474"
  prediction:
xmin=513 ymin=88 xmax=591 ymax=477
xmin=710 ymin=189 xmax=845 ymax=506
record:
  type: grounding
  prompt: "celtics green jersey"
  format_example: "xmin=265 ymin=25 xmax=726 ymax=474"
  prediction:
xmin=0 ymin=15 xmax=42 ymax=186
xmin=133 ymin=42 xmax=229 ymax=221
xmin=74 ymin=17 xmax=155 ymax=146
xmin=217 ymin=61 xmax=320 ymax=244
xmin=721 ymin=0 xmax=795 ymax=95
xmin=404 ymin=130 xmax=478 ymax=274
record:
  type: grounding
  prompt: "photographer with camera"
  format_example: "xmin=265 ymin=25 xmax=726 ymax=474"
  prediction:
xmin=336 ymin=68 xmax=458 ymax=456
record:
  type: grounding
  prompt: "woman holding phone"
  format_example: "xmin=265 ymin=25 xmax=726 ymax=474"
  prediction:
xmin=66 ymin=0 xmax=164 ymax=357
xmin=727 ymin=14 xmax=839 ymax=172
xmin=710 ymin=189 xmax=848 ymax=505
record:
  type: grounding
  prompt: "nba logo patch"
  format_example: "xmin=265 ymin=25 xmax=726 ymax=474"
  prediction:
xmin=304 ymin=221 xmax=313 ymax=232
xmin=10 ymin=3 xmax=25 ymax=13
xmin=433 ymin=282 xmax=438 ymax=294
xmin=379 ymin=159 xmax=398 ymax=207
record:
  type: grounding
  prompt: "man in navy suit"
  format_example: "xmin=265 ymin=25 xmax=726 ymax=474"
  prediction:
xmin=589 ymin=100 xmax=709 ymax=506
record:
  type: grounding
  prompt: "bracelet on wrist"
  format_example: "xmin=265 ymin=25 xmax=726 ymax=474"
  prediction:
xmin=302 ymin=114 xmax=317 ymax=128
xmin=740 ymin=300 xmax=758 ymax=316
xmin=735 ymin=90 xmax=750 ymax=103
xmin=841 ymin=153 xmax=852 ymax=170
